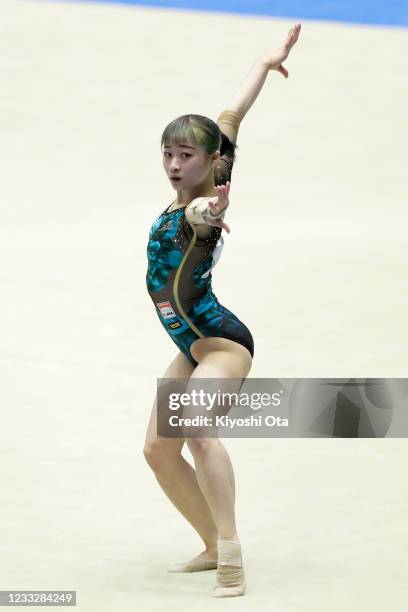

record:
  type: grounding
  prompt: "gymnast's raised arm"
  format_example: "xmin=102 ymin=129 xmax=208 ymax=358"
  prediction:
xmin=216 ymin=23 xmax=302 ymax=157
xmin=186 ymin=24 xmax=302 ymax=234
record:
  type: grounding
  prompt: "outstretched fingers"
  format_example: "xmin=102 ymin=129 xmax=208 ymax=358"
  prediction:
xmin=279 ymin=64 xmax=289 ymax=79
xmin=285 ymin=22 xmax=301 ymax=52
xmin=208 ymin=182 xmax=231 ymax=233
xmin=210 ymin=218 xmax=230 ymax=233
xmin=209 ymin=182 xmax=230 ymax=213
xmin=220 ymin=220 xmax=231 ymax=233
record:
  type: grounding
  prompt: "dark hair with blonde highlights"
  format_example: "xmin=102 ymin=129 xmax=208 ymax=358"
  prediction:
xmin=161 ymin=114 xmax=238 ymax=163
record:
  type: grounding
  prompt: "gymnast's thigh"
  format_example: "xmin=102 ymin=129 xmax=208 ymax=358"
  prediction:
xmin=190 ymin=336 xmax=252 ymax=376
xmin=144 ymin=351 xmax=195 ymax=451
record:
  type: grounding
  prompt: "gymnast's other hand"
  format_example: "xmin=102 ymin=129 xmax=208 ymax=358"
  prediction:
xmin=262 ymin=22 xmax=302 ymax=78
xmin=206 ymin=182 xmax=231 ymax=234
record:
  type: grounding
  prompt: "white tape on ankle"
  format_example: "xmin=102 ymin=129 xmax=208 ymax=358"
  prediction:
xmin=217 ymin=539 xmax=242 ymax=567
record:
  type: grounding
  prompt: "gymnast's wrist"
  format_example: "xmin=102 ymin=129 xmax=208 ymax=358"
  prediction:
xmin=186 ymin=197 xmax=225 ymax=225
xmin=203 ymin=208 xmax=225 ymax=223
xmin=258 ymin=54 xmax=275 ymax=71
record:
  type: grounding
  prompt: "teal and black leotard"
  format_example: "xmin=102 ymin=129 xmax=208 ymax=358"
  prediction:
xmin=145 ymin=157 xmax=254 ymax=367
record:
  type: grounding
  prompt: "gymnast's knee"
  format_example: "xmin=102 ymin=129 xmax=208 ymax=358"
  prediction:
xmin=185 ymin=436 xmax=220 ymax=457
xmin=143 ymin=439 xmax=183 ymax=472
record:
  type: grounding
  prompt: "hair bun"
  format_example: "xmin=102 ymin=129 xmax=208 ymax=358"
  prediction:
xmin=219 ymin=131 xmax=237 ymax=160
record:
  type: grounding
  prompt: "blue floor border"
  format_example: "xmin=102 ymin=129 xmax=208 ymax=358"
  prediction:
xmin=45 ymin=0 xmax=408 ymax=27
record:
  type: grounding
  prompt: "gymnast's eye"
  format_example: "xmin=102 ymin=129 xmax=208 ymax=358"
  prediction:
xmin=163 ymin=152 xmax=192 ymax=158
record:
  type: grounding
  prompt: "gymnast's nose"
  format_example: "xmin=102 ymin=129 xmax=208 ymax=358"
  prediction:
xmin=170 ymin=160 xmax=180 ymax=172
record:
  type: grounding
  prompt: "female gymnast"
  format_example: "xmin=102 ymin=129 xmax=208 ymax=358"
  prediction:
xmin=144 ymin=23 xmax=301 ymax=597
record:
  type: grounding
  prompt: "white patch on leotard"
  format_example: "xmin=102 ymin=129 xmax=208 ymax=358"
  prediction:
xmin=200 ymin=235 xmax=224 ymax=279
xmin=156 ymin=300 xmax=176 ymax=319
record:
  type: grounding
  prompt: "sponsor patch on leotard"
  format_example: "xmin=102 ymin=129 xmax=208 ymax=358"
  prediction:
xmin=169 ymin=321 xmax=181 ymax=329
xmin=156 ymin=300 xmax=176 ymax=320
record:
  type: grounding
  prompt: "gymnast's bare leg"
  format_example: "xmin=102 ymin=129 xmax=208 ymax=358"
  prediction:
xmin=184 ymin=336 xmax=253 ymax=596
xmin=143 ymin=351 xmax=219 ymax=567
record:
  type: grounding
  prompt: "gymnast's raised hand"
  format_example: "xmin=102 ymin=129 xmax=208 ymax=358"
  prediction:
xmin=262 ymin=22 xmax=301 ymax=79
xmin=206 ymin=181 xmax=231 ymax=234
xmin=186 ymin=181 xmax=231 ymax=234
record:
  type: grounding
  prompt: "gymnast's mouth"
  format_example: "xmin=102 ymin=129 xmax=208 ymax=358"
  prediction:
xmin=170 ymin=177 xmax=182 ymax=182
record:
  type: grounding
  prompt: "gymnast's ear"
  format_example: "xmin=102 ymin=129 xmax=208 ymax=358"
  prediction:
xmin=211 ymin=149 xmax=221 ymax=165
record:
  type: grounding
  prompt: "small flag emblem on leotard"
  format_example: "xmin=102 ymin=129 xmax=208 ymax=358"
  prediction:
xmin=156 ymin=300 xmax=176 ymax=320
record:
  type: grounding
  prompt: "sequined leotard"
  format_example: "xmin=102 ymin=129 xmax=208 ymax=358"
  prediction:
xmin=145 ymin=153 xmax=254 ymax=367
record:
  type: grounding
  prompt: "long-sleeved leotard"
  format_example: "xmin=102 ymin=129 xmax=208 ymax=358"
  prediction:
xmin=145 ymin=112 xmax=254 ymax=367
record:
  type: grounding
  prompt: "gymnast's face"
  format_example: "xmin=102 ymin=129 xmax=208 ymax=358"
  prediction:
xmin=162 ymin=143 xmax=217 ymax=189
